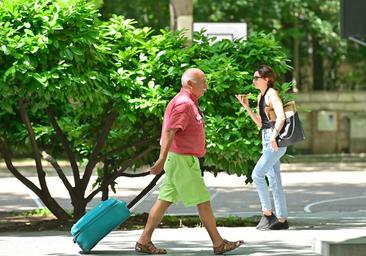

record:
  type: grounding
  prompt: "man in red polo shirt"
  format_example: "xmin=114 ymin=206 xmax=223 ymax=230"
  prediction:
xmin=135 ymin=68 xmax=244 ymax=255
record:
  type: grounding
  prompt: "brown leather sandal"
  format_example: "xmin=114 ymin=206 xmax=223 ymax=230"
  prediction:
xmin=135 ymin=241 xmax=167 ymax=254
xmin=213 ymin=239 xmax=244 ymax=255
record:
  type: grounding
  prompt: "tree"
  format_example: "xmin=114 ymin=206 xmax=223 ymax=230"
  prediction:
xmin=99 ymin=0 xmax=170 ymax=31
xmin=0 ymin=0 xmax=179 ymax=220
xmin=0 ymin=0 xmax=111 ymax=220
xmin=169 ymin=0 xmax=193 ymax=43
xmin=193 ymin=0 xmax=366 ymax=91
xmin=0 ymin=0 xmax=291 ymax=221
xmin=100 ymin=0 xmax=366 ymax=91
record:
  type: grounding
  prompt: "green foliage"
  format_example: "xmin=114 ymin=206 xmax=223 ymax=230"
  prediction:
xmin=16 ymin=208 xmax=53 ymax=217
xmin=89 ymin=0 xmax=103 ymax=9
xmin=99 ymin=0 xmax=170 ymax=31
xmin=97 ymin=26 xmax=292 ymax=179
xmin=99 ymin=0 xmax=366 ymax=90
xmin=193 ymin=0 xmax=366 ymax=90
xmin=0 ymin=0 xmax=106 ymax=111
xmin=94 ymin=17 xmax=191 ymax=172
xmin=0 ymin=0 xmax=109 ymax=162
xmin=0 ymin=0 xmax=291 ymax=197
xmin=157 ymin=214 xmax=256 ymax=228
xmin=187 ymin=32 xmax=290 ymax=178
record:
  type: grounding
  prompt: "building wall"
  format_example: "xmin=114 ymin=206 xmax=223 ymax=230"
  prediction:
xmin=293 ymin=92 xmax=366 ymax=153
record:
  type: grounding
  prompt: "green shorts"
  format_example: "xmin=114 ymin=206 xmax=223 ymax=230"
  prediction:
xmin=158 ymin=152 xmax=211 ymax=207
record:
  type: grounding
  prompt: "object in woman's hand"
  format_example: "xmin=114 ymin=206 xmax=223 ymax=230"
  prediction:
xmin=236 ymin=94 xmax=248 ymax=101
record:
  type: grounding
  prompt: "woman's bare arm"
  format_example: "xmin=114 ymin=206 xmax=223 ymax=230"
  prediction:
xmin=236 ymin=94 xmax=262 ymax=128
xmin=268 ymin=89 xmax=286 ymax=141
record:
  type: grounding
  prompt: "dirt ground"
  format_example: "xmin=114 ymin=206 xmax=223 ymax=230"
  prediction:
xmin=0 ymin=211 xmax=257 ymax=233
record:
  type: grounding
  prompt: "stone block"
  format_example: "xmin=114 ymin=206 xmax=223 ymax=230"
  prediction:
xmin=353 ymin=92 xmax=366 ymax=102
xmin=310 ymin=93 xmax=338 ymax=102
xmin=314 ymin=236 xmax=366 ymax=256
xmin=337 ymin=93 xmax=354 ymax=102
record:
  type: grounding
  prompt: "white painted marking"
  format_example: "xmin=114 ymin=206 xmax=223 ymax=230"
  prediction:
xmin=210 ymin=189 xmax=219 ymax=201
xmin=304 ymin=196 xmax=366 ymax=213
xmin=27 ymin=190 xmax=45 ymax=208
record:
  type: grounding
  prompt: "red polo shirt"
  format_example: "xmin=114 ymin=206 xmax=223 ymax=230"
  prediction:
xmin=161 ymin=88 xmax=206 ymax=157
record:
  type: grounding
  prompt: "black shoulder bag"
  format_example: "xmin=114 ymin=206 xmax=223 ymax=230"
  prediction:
xmin=267 ymin=101 xmax=305 ymax=147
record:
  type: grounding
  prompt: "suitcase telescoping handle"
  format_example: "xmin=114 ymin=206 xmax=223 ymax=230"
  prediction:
xmin=127 ymin=171 xmax=165 ymax=211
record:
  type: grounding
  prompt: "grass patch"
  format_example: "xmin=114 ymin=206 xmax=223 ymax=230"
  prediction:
xmin=0 ymin=211 xmax=258 ymax=233
xmin=12 ymin=208 xmax=53 ymax=217
xmin=120 ymin=213 xmax=258 ymax=230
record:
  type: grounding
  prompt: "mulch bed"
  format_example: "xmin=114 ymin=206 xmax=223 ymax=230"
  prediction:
xmin=0 ymin=212 xmax=257 ymax=232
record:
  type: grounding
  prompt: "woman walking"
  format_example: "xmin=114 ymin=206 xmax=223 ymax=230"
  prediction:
xmin=236 ymin=65 xmax=289 ymax=230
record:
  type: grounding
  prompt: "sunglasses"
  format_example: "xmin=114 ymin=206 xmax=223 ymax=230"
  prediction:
xmin=253 ymin=76 xmax=262 ymax=81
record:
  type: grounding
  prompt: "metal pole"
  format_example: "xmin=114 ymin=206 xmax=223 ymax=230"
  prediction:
xmin=349 ymin=36 xmax=366 ymax=47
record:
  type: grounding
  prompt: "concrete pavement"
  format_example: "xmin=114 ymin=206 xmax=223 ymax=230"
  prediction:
xmin=0 ymin=159 xmax=366 ymax=255
xmin=1 ymin=225 xmax=366 ymax=255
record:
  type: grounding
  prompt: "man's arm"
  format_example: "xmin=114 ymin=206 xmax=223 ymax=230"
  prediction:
xmin=149 ymin=128 xmax=178 ymax=174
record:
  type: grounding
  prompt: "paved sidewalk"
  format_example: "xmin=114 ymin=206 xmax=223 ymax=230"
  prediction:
xmin=1 ymin=225 xmax=366 ymax=256
xmin=0 ymin=159 xmax=365 ymax=255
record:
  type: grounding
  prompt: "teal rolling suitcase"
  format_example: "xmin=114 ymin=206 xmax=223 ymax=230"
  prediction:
xmin=71 ymin=172 xmax=163 ymax=253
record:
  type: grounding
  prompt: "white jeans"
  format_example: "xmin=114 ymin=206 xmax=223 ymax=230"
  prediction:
xmin=251 ymin=128 xmax=288 ymax=218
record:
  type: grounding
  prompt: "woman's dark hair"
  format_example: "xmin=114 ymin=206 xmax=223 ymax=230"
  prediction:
xmin=256 ymin=65 xmax=276 ymax=88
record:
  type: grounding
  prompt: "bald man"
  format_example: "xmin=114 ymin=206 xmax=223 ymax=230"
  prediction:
xmin=135 ymin=68 xmax=244 ymax=254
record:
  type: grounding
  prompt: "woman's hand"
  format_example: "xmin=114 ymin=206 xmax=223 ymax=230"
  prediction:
xmin=271 ymin=139 xmax=279 ymax=151
xmin=235 ymin=94 xmax=249 ymax=108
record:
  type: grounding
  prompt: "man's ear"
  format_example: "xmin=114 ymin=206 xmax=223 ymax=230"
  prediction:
xmin=186 ymin=80 xmax=193 ymax=89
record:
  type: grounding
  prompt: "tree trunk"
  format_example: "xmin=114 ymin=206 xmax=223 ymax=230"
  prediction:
xmin=1 ymin=139 xmax=71 ymax=220
xmin=293 ymin=37 xmax=301 ymax=92
xmin=81 ymin=109 xmax=118 ymax=192
xmin=43 ymin=195 xmax=72 ymax=220
xmin=72 ymin=196 xmax=88 ymax=221
xmin=169 ymin=0 xmax=193 ymax=45
xmin=101 ymin=162 xmax=110 ymax=201
xmin=312 ymin=36 xmax=324 ymax=90
xmin=46 ymin=108 xmax=81 ymax=188
xmin=18 ymin=99 xmax=71 ymax=220
xmin=283 ymin=37 xmax=294 ymax=84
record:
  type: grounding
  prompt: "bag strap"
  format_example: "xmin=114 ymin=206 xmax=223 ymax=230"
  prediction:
xmin=127 ymin=171 xmax=165 ymax=210
xmin=268 ymin=101 xmax=297 ymax=121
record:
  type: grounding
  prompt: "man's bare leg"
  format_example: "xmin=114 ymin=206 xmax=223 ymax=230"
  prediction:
xmin=137 ymin=199 xmax=171 ymax=245
xmin=197 ymin=201 xmax=223 ymax=247
xmin=198 ymin=201 xmax=245 ymax=254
